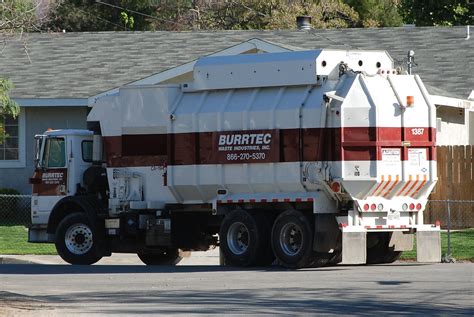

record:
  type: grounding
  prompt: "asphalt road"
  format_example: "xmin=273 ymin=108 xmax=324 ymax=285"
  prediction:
xmin=0 ymin=261 xmax=473 ymax=316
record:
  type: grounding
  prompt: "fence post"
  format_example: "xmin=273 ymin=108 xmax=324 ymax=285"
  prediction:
xmin=442 ymin=200 xmax=455 ymax=263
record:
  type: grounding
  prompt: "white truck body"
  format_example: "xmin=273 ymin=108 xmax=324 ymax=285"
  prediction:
xmin=30 ymin=49 xmax=441 ymax=266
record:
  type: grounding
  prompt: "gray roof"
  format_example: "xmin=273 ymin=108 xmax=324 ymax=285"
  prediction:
xmin=1 ymin=27 xmax=473 ymax=100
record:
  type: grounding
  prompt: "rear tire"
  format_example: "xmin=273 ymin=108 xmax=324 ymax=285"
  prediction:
xmin=137 ymin=249 xmax=182 ymax=265
xmin=271 ymin=210 xmax=325 ymax=269
xmin=219 ymin=210 xmax=270 ymax=267
xmin=55 ymin=212 xmax=103 ymax=265
xmin=367 ymin=232 xmax=402 ymax=264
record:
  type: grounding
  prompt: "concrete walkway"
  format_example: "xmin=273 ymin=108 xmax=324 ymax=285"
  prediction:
xmin=0 ymin=248 xmax=221 ymax=265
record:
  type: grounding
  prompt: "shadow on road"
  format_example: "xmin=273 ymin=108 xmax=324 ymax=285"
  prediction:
xmin=2 ymin=286 xmax=471 ymax=316
xmin=0 ymin=264 xmax=348 ymax=275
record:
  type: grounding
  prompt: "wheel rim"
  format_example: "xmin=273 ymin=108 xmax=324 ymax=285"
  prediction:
xmin=65 ymin=223 xmax=93 ymax=255
xmin=279 ymin=222 xmax=303 ymax=256
xmin=227 ymin=222 xmax=250 ymax=255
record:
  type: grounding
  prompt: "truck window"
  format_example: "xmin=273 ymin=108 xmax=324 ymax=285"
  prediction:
xmin=34 ymin=135 xmax=45 ymax=169
xmin=45 ymin=138 xmax=66 ymax=168
xmin=82 ymin=140 xmax=93 ymax=162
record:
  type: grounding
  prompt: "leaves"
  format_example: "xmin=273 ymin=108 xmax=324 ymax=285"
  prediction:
xmin=400 ymin=0 xmax=474 ymax=26
xmin=120 ymin=11 xmax=134 ymax=29
xmin=267 ymin=0 xmax=359 ymax=29
xmin=345 ymin=0 xmax=403 ymax=27
xmin=0 ymin=0 xmax=49 ymax=33
xmin=0 ymin=78 xmax=19 ymax=141
xmin=0 ymin=78 xmax=19 ymax=119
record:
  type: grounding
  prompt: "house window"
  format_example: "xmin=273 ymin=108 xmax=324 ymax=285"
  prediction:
xmin=0 ymin=109 xmax=25 ymax=168
xmin=0 ymin=113 xmax=19 ymax=160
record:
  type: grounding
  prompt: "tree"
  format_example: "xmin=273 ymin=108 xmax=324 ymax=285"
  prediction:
xmin=0 ymin=79 xmax=19 ymax=146
xmin=0 ymin=79 xmax=19 ymax=118
xmin=47 ymin=0 xmax=158 ymax=31
xmin=196 ymin=0 xmax=275 ymax=30
xmin=267 ymin=0 xmax=359 ymax=29
xmin=0 ymin=0 xmax=47 ymax=34
xmin=0 ymin=1 xmax=29 ymax=124
xmin=400 ymin=0 xmax=474 ymax=26
xmin=344 ymin=0 xmax=403 ymax=27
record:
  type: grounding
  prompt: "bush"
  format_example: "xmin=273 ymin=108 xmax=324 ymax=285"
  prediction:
xmin=0 ymin=188 xmax=20 ymax=195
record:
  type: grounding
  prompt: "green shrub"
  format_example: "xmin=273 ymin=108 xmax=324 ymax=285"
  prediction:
xmin=0 ymin=188 xmax=20 ymax=195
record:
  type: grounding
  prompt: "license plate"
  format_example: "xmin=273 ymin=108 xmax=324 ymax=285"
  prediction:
xmin=387 ymin=210 xmax=400 ymax=222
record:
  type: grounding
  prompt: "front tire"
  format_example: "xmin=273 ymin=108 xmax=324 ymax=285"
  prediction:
xmin=55 ymin=212 xmax=103 ymax=265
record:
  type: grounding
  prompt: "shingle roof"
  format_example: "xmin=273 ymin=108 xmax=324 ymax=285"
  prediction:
xmin=1 ymin=27 xmax=472 ymax=100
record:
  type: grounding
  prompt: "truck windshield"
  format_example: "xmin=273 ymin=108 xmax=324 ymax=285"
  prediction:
xmin=34 ymin=135 xmax=45 ymax=169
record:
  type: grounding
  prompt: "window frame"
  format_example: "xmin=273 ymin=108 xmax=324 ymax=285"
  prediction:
xmin=0 ymin=109 xmax=26 ymax=168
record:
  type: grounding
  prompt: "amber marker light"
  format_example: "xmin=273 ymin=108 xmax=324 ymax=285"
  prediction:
xmin=406 ymin=95 xmax=414 ymax=107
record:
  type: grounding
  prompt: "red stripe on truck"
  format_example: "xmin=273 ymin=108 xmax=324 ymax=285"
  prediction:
xmin=102 ymin=127 xmax=436 ymax=167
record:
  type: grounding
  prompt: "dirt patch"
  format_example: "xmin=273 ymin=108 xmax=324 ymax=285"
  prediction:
xmin=0 ymin=292 xmax=56 ymax=317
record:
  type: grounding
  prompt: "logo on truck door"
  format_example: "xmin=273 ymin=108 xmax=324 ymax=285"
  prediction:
xmin=31 ymin=169 xmax=68 ymax=196
xmin=215 ymin=130 xmax=279 ymax=163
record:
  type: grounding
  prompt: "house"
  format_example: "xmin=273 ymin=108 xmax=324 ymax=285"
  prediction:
xmin=1 ymin=27 xmax=473 ymax=193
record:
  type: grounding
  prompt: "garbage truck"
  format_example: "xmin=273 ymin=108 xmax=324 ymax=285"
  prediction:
xmin=28 ymin=49 xmax=441 ymax=267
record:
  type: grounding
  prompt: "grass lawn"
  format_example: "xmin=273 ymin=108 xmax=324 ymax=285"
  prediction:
xmin=0 ymin=225 xmax=57 ymax=255
xmin=401 ymin=229 xmax=474 ymax=261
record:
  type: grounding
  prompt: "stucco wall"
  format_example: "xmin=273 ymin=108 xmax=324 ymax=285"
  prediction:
xmin=0 ymin=106 xmax=88 ymax=194
xmin=436 ymin=107 xmax=471 ymax=146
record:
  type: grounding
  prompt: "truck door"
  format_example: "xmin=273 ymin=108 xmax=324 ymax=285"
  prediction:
xmin=31 ymin=137 xmax=68 ymax=224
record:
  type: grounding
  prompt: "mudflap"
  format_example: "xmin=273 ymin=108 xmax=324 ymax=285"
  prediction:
xmin=389 ymin=231 xmax=414 ymax=251
xmin=219 ymin=247 xmax=226 ymax=266
xmin=416 ymin=228 xmax=441 ymax=263
xmin=342 ymin=227 xmax=367 ymax=264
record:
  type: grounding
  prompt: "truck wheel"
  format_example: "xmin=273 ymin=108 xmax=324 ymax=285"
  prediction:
xmin=219 ymin=210 xmax=266 ymax=267
xmin=137 ymin=249 xmax=182 ymax=265
xmin=366 ymin=232 xmax=402 ymax=264
xmin=55 ymin=212 xmax=103 ymax=265
xmin=271 ymin=210 xmax=325 ymax=269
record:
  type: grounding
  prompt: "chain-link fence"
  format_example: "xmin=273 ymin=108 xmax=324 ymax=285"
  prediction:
xmin=0 ymin=194 xmax=32 ymax=227
xmin=425 ymin=200 xmax=474 ymax=229
xmin=0 ymin=194 xmax=57 ymax=255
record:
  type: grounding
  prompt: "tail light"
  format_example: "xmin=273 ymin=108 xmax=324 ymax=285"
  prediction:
xmin=409 ymin=203 xmax=415 ymax=210
xmin=416 ymin=203 xmax=422 ymax=210
xmin=363 ymin=204 xmax=370 ymax=211
xmin=331 ymin=181 xmax=341 ymax=193
xmin=370 ymin=204 xmax=377 ymax=211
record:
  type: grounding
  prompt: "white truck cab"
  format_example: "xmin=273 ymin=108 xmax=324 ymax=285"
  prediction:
xmin=29 ymin=129 xmax=94 ymax=240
